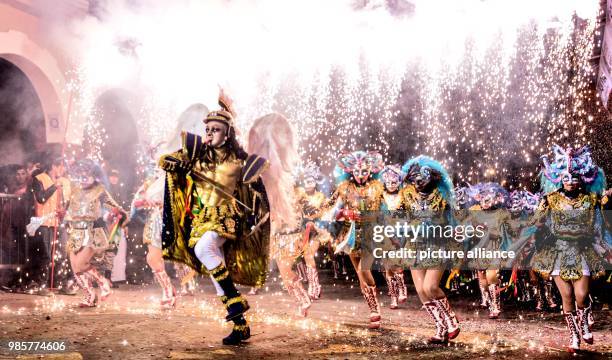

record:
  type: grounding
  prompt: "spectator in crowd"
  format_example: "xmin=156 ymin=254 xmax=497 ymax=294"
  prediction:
xmin=108 ymin=169 xmax=129 ymax=208
xmin=27 ymin=161 xmax=42 ymax=178
xmin=13 ymin=165 xmax=29 ymax=195
xmin=0 ymin=165 xmax=13 ymax=193
xmin=1 ymin=165 xmax=34 ymax=291
xmin=30 ymin=157 xmax=75 ymax=296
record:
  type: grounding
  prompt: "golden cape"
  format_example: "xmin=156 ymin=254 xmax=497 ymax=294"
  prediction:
xmin=159 ymin=132 xmax=271 ymax=287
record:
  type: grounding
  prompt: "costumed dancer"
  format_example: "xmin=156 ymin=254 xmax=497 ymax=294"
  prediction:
xmin=159 ymin=89 xmax=297 ymax=345
xmin=65 ymin=160 xmax=127 ymax=307
xmin=445 ymin=185 xmax=473 ymax=297
xmin=174 ymin=263 xmax=198 ymax=296
xmin=398 ymin=156 xmax=460 ymax=343
xmin=322 ymin=150 xmax=386 ymax=329
xmin=530 ymin=145 xmax=610 ymax=353
xmin=600 ymin=188 xmax=612 ymax=311
xmin=270 ymin=186 xmax=313 ymax=317
xmin=296 ymin=161 xmax=333 ymax=300
xmin=507 ymin=190 xmax=558 ymax=311
xmin=380 ymin=164 xmax=409 ymax=309
xmin=466 ymin=182 xmax=510 ymax=319
xmin=131 ymin=174 xmax=177 ymax=308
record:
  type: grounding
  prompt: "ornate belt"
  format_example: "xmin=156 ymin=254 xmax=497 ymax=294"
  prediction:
xmin=70 ymin=221 xmax=93 ymax=230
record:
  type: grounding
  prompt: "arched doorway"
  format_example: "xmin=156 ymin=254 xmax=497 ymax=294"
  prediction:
xmin=0 ymin=58 xmax=47 ymax=166
xmin=0 ymin=31 xmax=70 ymax=147
xmin=90 ymin=89 xmax=139 ymax=200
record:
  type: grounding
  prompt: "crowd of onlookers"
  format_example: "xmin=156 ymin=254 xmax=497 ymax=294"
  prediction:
xmin=0 ymin=154 xmax=139 ymax=295
xmin=1 ymin=159 xmax=55 ymax=293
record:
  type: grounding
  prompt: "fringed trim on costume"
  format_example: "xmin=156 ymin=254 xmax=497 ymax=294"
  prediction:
xmin=233 ymin=323 xmax=249 ymax=331
xmin=211 ymin=264 xmax=230 ymax=281
xmin=226 ymin=296 xmax=246 ymax=307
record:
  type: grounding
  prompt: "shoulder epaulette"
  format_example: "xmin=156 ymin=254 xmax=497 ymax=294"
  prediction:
xmin=242 ymin=154 xmax=269 ymax=184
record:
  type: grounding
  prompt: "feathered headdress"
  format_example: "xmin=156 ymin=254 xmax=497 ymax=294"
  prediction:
xmin=467 ymin=182 xmax=509 ymax=208
xmin=540 ymin=145 xmax=606 ymax=195
xmin=296 ymin=161 xmax=324 ymax=186
xmin=333 ymin=150 xmax=384 ymax=184
xmin=69 ymin=159 xmax=109 ymax=189
xmin=454 ymin=184 xmax=474 ymax=209
xmin=402 ymin=156 xmax=455 ymax=207
xmin=509 ymin=190 xmax=540 ymax=214
xmin=204 ymin=88 xmax=236 ymax=129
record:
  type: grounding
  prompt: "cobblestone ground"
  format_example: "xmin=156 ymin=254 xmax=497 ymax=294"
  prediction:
xmin=0 ymin=271 xmax=610 ymax=359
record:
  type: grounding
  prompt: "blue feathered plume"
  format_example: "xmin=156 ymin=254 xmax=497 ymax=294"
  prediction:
xmin=402 ymin=155 xmax=455 ymax=208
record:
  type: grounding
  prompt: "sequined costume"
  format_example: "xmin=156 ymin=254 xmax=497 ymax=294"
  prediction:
xmin=133 ymin=177 xmax=164 ymax=249
xmin=296 ymin=187 xmax=333 ymax=246
xmin=531 ymin=191 xmax=607 ymax=281
xmin=465 ymin=183 xmax=511 ymax=270
xmin=132 ymin=175 xmax=177 ymax=308
xmin=160 ymin=93 xmax=292 ymax=345
xmin=506 ymin=190 xmax=558 ymax=311
xmin=320 ymin=150 xmax=385 ymax=329
xmin=66 ymin=184 xmax=122 ymax=254
xmin=159 ymin=133 xmax=270 ymax=285
xmin=65 ymin=160 xmax=125 ymax=308
xmin=399 ymin=155 xmax=460 ymax=343
xmin=531 ymin=145 xmax=609 ymax=281
xmin=463 ymin=182 xmax=510 ymax=319
xmin=397 ymin=181 xmax=455 ymax=269
xmin=324 ymin=152 xmax=385 ymax=256
xmin=380 ymin=164 xmax=409 ymax=309
xmin=530 ymin=144 xmax=610 ymax=352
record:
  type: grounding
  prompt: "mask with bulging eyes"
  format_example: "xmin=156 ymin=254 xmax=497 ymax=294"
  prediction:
xmin=509 ymin=193 xmax=523 ymax=213
xmin=478 ymin=191 xmax=497 ymax=210
xmin=561 ymin=173 xmax=580 ymax=191
xmin=384 ymin=177 xmax=400 ymax=193
xmin=382 ymin=171 xmax=401 ymax=193
xmin=77 ymin=173 xmax=96 ymax=189
xmin=525 ymin=194 xmax=539 ymax=210
xmin=352 ymin=164 xmax=371 ymax=185
xmin=303 ymin=177 xmax=317 ymax=193
xmin=408 ymin=165 xmax=433 ymax=191
xmin=454 ymin=187 xmax=470 ymax=208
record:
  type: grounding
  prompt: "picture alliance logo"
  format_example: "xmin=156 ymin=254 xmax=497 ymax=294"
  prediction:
xmin=371 ymin=246 xmax=517 ymax=262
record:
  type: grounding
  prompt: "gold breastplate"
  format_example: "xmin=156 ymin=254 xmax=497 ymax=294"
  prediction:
xmin=193 ymin=157 xmax=243 ymax=207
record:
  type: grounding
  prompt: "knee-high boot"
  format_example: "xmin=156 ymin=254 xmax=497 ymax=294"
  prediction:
xmin=210 ymin=264 xmax=251 ymax=345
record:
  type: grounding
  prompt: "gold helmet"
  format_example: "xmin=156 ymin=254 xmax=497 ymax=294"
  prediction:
xmin=204 ymin=88 xmax=236 ymax=128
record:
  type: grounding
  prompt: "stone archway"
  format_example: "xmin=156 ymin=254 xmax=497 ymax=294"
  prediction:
xmin=0 ymin=31 xmax=70 ymax=146
xmin=0 ymin=58 xmax=47 ymax=165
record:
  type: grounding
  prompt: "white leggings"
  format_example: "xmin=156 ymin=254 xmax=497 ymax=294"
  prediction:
xmin=194 ymin=231 xmax=227 ymax=296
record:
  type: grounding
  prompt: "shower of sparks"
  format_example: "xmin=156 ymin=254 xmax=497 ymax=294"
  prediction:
xmin=55 ymin=0 xmax=605 ymax=185
xmin=18 ymin=7 xmax=605 ymax=353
